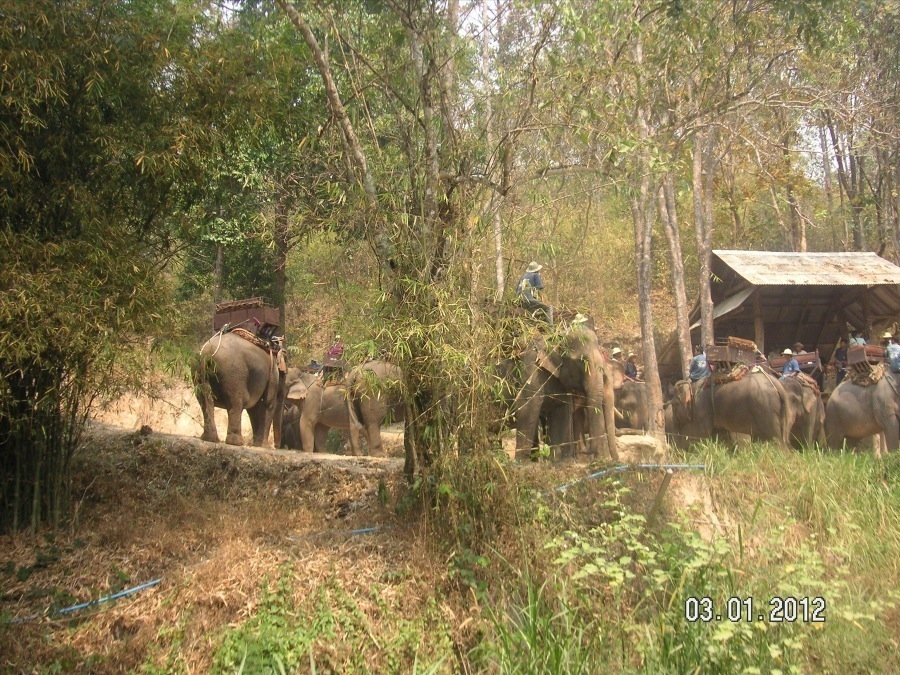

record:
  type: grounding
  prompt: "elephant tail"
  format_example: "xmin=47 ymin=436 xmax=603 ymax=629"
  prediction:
xmin=347 ymin=381 xmax=364 ymax=429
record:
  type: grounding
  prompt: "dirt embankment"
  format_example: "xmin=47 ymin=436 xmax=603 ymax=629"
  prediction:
xmin=1 ymin=385 xmax=727 ymax=672
xmin=91 ymin=382 xmax=243 ymax=440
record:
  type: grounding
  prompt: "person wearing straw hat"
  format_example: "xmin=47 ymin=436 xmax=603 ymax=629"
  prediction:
xmin=780 ymin=348 xmax=800 ymax=379
xmin=881 ymin=332 xmax=900 ymax=373
xmin=610 ymin=346 xmax=624 ymax=366
xmin=516 ymin=260 xmax=553 ymax=324
xmin=624 ymin=352 xmax=639 ymax=381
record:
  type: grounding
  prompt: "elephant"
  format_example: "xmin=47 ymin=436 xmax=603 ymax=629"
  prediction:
xmin=825 ymin=371 xmax=900 ymax=457
xmin=667 ymin=368 xmax=791 ymax=448
xmin=781 ymin=376 xmax=825 ymax=448
xmin=345 ymin=360 xmax=404 ymax=456
xmin=514 ymin=327 xmax=619 ymax=461
xmin=298 ymin=360 xmax=403 ymax=456
xmin=280 ymin=368 xmax=329 ymax=452
xmin=615 ymin=381 xmax=649 ymax=431
xmin=194 ymin=332 xmax=286 ymax=447
xmin=602 ymin=358 xmax=648 ymax=431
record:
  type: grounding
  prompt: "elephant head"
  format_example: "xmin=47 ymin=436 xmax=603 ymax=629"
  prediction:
xmin=517 ymin=327 xmax=618 ymax=460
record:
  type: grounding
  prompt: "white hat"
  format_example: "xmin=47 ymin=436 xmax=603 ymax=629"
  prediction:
xmin=782 ymin=348 xmax=793 ymax=356
xmin=611 ymin=347 xmax=623 ymax=357
xmin=525 ymin=261 xmax=543 ymax=273
xmin=572 ymin=313 xmax=588 ymax=325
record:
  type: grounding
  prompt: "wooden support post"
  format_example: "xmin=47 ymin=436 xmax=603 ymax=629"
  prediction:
xmin=863 ymin=291 xmax=870 ymax=337
xmin=646 ymin=469 xmax=674 ymax=529
xmin=753 ymin=289 xmax=765 ymax=355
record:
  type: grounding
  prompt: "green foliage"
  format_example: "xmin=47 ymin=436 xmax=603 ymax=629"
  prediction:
xmin=212 ymin=568 xmax=452 ymax=674
xmin=475 ymin=441 xmax=900 ymax=673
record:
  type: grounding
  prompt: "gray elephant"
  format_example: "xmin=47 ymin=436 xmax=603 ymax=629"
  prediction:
xmin=825 ymin=372 xmax=899 ymax=457
xmin=515 ymin=327 xmax=619 ymax=461
xmin=194 ymin=332 xmax=286 ymax=447
xmin=345 ymin=360 xmax=404 ymax=456
xmin=615 ymin=381 xmax=649 ymax=431
xmin=668 ymin=368 xmax=791 ymax=448
xmin=491 ymin=358 xmax=571 ymax=451
xmin=781 ymin=376 xmax=825 ymax=448
xmin=298 ymin=360 xmax=403 ymax=456
xmin=280 ymin=368 xmax=328 ymax=451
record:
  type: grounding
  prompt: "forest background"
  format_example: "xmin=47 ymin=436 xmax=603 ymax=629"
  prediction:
xmin=0 ymin=0 xmax=898 ymax=541
xmin=1 ymin=0 xmax=899 ymax=671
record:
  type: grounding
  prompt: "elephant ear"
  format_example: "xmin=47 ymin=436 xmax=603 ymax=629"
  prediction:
xmin=287 ymin=377 xmax=311 ymax=403
xmin=536 ymin=350 xmax=562 ymax=379
xmin=607 ymin=358 xmax=626 ymax=390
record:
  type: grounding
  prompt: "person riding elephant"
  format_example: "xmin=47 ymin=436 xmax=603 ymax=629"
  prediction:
xmin=299 ymin=359 xmax=403 ymax=456
xmin=514 ymin=325 xmax=619 ymax=461
xmin=825 ymin=368 xmax=900 ymax=458
xmin=516 ymin=261 xmax=554 ymax=325
xmin=194 ymin=330 xmax=286 ymax=447
xmin=781 ymin=375 xmax=825 ymax=448
xmin=668 ymin=366 xmax=791 ymax=448
xmin=344 ymin=360 xmax=405 ymax=456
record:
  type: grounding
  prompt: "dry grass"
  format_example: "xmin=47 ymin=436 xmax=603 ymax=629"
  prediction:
xmin=0 ymin=426 xmax=458 ymax=673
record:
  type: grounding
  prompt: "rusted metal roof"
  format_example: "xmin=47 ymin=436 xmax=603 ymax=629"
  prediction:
xmin=713 ymin=250 xmax=900 ymax=286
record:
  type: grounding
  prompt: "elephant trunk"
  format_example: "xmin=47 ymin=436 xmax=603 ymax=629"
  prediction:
xmin=273 ymin=369 xmax=286 ymax=449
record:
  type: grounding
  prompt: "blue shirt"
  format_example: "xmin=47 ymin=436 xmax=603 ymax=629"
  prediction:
xmin=516 ymin=271 xmax=544 ymax=302
xmin=782 ymin=358 xmax=800 ymax=376
xmin=689 ymin=353 xmax=710 ymax=381
xmin=886 ymin=343 xmax=900 ymax=372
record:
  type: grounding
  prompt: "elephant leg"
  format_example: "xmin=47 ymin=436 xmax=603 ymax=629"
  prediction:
xmin=365 ymin=420 xmax=383 ymax=457
xmin=572 ymin=404 xmax=586 ymax=457
xmin=225 ymin=406 xmax=244 ymax=446
xmin=548 ymin=404 xmax=573 ymax=459
xmin=515 ymin=398 xmax=541 ymax=461
xmin=247 ymin=402 xmax=268 ymax=447
xmin=880 ymin=419 xmax=898 ymax=455
xmin=299 ymin=418 xmax=316 ymax=453
xmin=197 ymin=384 xmax=219 ymax=443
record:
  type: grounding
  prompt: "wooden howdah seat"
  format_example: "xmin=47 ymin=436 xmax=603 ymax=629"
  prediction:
xmin=213 ymin=297 xmax=279 ymax=334
xmin=847 ymin=344 xmax=885 ymax=367
xmin=706 ymin=336 xmax=762 ymax=368
xmin=769 ymin=350 xmax=822 ymax=375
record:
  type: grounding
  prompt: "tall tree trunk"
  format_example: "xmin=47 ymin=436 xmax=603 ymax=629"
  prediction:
xmin=482 ymin=0 xmax=505 ymax=299
xmin=825 ymin=113 xmax=864 ymax=250
xmin=213 ymin=243 xmax=224 ymax=304
xmin=659 ymin=177 xmax=692 ymax=379
xmin=631 ymin=35 xmax=664 ymax=439
xmin=693 ymin=130 xmax=715 ymax=348
xmin=274 ymin=205 xmax=289 ymax=330
xmin=819 ymin=122 xmax=837 ymax=247
xmin=893 ymin=158 xmax=900 ymax=264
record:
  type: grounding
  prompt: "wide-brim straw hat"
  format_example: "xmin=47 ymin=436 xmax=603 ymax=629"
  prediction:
xmin=882 ymin=331 xmax=893 ymax=339
xmin=782 ymin=348 xmax=794 ymax=356
xmin=526 ymin=261 xmax=543 ymax=273
xmin=627 ymin=353 xmax=636 ymax=359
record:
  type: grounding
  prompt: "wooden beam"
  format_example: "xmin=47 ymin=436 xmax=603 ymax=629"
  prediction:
xmin=753 ymin=289 xmax=765 ymax=355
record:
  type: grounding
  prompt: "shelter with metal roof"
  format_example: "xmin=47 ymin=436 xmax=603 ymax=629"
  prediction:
xmin=657 ymin=250 xmax=900 ymax=380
